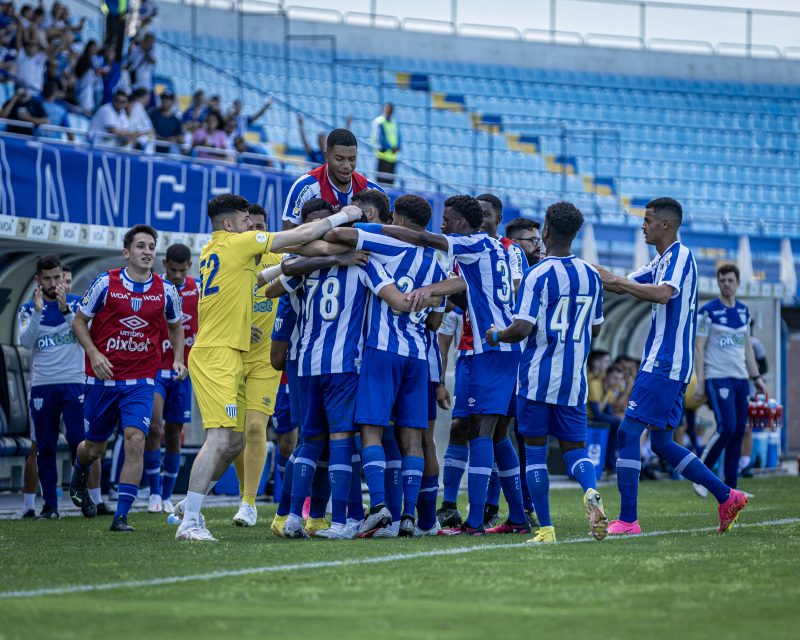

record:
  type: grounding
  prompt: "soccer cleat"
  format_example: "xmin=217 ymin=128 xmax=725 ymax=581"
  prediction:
xmin=607 ymin=519 xmax=641 ymax=535
xmin=232 ymin=502 xmax=257 ymax=527
xmin=21 ymin=509 xmax=36 ymax=519
xmin=436 ymin=505 xmax=463 ymax=529
xmin=437 ymin=523 xmax=485 ymax=536
xmin=398 ymin=515 xmax=415 ymax=538
xmin=483 ymin=504 xmax=500 ymax=528
xmin=527 ymin=526 xmax=556 ymax=544
xmin=148 ymin=494 xmax=163 ymax=513
xmin=37 ymin=506 xmax=60 ymax=520
xmin=373 ymin=521 xmax=400 ymax=538
xmin=271 ymin=514 xmax=288 ymax=538
xmin=283 ymin=514 xmax=310 ymax=539
xmin=162 ymin=499 xmax=175 ymax=515
xmin=175 ymin=518 xmax=216 ymax=541
xmin=95 ymin=502 xmax=115 ymax=516
xmin=109 ymin=515 xmax=135 ymax=532
xmin=583 ymin=488 xmax=608 ymax=541
xmin=302 ymin=496 xmax=311 ymax=521
xmin=80 ymin=499 xmax=97 ymax=519
xmin=174 ymin=499 xmax=206 ymax=527
xmin=718 ymin=489 xmax=749 ymax=534
xmin=414 ymin=522 xmax=441 ymax=537
xmin=525 ymin=509 xmax=539 ymax=529
xmin=485 ymin=519 xmax=531 ymax=535
xmin=692 ymin=482 xmax=709 ymax=498
xmin=344 ymin=518 xmax=363 ymax=538
xmin=315 ymin=522 xmax=356 ymax=540
xmin=305 ymin=516 xmax=330 ymax=537
xmin=357 ymin=505 xmax=393 ymax=538
xmin=69 ymin=464 xmax=91 ymax=509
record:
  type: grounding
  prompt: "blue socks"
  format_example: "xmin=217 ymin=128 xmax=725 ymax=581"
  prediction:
xmin=143 ymin=449 xmax=162 ymax=497
xmin=515 ymin=427 xmax=534 ymax=512
xmin=486 ymin=465 xmax=501 ymax=508
xmin=328 ymin=438 xmax=353 ymax=525
xmin=383 ymin=430 xmax=402 ymax=521
xmin=362 ymin=445 xmax=387 ymax=508
xmin=616 ymin=417 xmax=646 ymax=522
xmin=494 ymin=438 xmax=526 ymax=524
xmin=276 ymin=449 xmax=297 ymax=517
xmin=524 ymin=445 xmax=551 ymax=527
xmin=115 ymin=482 xmax=138 ymax=518
xmin=290 ymin=438 xmax=325 ymax=516
xmin=161 ymin=451 xmax=181 ymax=500
xmin=417 ymin=474 xmax=439 ymax=530
xmin=401 ymin=455 xmax=424 ymax=518
xmin=563 ymin=448 xmax=597 ymax=493
xmin=348 ymin=449 xmax=365 ymax=520
xmin=650 ymin=429 xmax=730 ymax=503
xmin=442 ymin=444 xmax=468 ymax=505
xmin=466 ymin=437 xmax=493 ymax=528
xmin=310 ymin=451 xmax=330 ymax=519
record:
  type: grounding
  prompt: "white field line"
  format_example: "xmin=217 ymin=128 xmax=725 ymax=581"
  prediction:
xmin=1 ymin=516 xmax=798 ymax=601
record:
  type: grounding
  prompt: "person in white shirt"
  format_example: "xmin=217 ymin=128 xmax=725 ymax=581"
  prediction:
xmin=127 ymin=32 xmax=157 ymax=92
xmin=127 ymin=87 xmax=155 ymax=151
xmin=14 ymin=40 xmax=47 ymax=93
xmin=90 ymin=89 xmax=136 ymax=146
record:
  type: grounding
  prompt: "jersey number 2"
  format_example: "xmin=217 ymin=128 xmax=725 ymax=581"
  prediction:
xmin=199 ymin=254 xmax=220 ymax=298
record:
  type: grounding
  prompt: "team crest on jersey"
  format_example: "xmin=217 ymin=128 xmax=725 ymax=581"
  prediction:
xmin=739 ymin=312 xmax=747 ymax=325
xmin=719 ymin=388 xmax=730 ymax=400
xmin=33 ymin=397 xmax=43 ymax=411
xmin=226 ymin=404 xmax=238 ymax=419
xmin=119 ymin=315 xmax=149 ymax=331
xmin=628 ymin=400 xmax=637 ymax=411
xmin=130 ymin=297 xmax=142 ymax=312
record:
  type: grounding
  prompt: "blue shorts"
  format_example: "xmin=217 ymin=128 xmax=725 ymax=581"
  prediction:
xmin=356 ymin=348 xmax=429 ymax=429
xmin=302 ymin=372 xmax=358 ymax=437
xmin=428 ymin=381 xmax=438 ymax=423
xmin=83 ymin=382 xmax=155 ymax=442
xmin=272 ymin=382 xmax=296 ymax=435
xmin=154 ymin=373 xmax=192 ymax=424
xmin=28 ymin=383 xmax=84 ymax=455
xmin=516 ymin=396 xmax=588 ymax=442
xmin=625 ymin=371 xmax=687 ymax=429
xmin=466 ymin=350 xmax=521 ymax=416
xmin=285 ymin=358 xmax=305 ymax=430
xmin=706 ymin=377 xmax=749 ymax=436
xmin=452 ymin=354 xmax=473 ymax=419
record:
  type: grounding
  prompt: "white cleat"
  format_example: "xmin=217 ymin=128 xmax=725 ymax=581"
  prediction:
xmin=232 ymin=502 xmax=257 ymax=527
xmin=315 ymin=522 xmax=356 ymax=539
xmin=373 ymin=521 xmax=400 ymax=538
xmin=583 ymin=488 xmax=608 ymax=541
xmin=283 ymin=514 xmax=309 ymax=539
xmin=162 ymin=499 xmax=175 ymax=514
xmin=692 ymin=483 xmax=709 ymax=498
xmin=344 ymin=518 xmax=363 ymax=537
xmin=414 ymin=521 xmax=442 ymax=537
xmin=175 ymin=518 xmax=217 ymax=541
xmin=148 ymin=494 xmax=163 ymax=513
xmin=173 ymin=499 xmax=206 ymax=527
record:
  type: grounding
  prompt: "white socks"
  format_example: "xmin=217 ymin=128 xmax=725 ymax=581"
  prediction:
xmin=23 ymin=493 xmax=36 ymax=510
xmin=184 ymin=491 xmax=205 ymax=523
xmin=89 ymin=488 xmax=102 ymax=505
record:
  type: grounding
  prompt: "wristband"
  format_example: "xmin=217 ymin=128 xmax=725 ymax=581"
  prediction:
xmin=259 ymin=264 xmax=283 ymax=284
xmin=327 ymin=211 xmax=350 ymax=229
xmin=492 ymin=330 xmax=499 ymax=344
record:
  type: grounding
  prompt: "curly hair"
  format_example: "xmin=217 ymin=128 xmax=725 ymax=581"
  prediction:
xmin=444 ymin=195 xmax=483 ymax=230
xmin=353 ymin=189 xmax=391 ymax=223
xmin=544 ymin=201 xmax=584 ymax=241
xmin=393 ymin=194 xmax=432 ymax=228
xmin=301 ymin=197 xmax=335 ymax=222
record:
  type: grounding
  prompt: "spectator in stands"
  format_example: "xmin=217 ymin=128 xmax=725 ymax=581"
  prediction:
xmin=126 ymin=31 xmax=156 ymax=94
xmin=297 ymin=112 xmax=325 ymax=165
xmin=226 ymin=97 xmax=272 ymax=138
xmin=587 ymin=349 xmax=611 ymax=385
xmin=1 ymin=83 xmax=46 ymax=134
xmin=43 ymin=58 xmax=67 ymax=100
xmin=14 ymin=38 xmax=46 ymax=92
xmin=40 ymin=81 xmax=70 ymax=138
xmin=149 ymin=88 xmax=183 ymax=153
xmin=127 ymin=86 xmax=154 ymax=150
xmin=233 ymin=134 xmax=272 ymax=167
xmin=98 ymin=44 xmax=121 ymax=105
xmin=0 ymin=3 xmax=17 ymax=50
xmin=192 ymin=109 xmax=229 ymax=159
xmin=90 ymin=88 xmax=135 ymax=146
xmin=101 ymin=0 xmax=128 ymax=62
xmin=352 ymin=188 xmax=391 ymax=223
xmin=505 ymin=217 xmax=542 ymax=265
xmin=371 ymin=102 xmax=400 ymax=185
xmin=587 ymin=363 xmax=625 ymax=474
xmin=16 ymin=255 xmax=86 ymax=519
xmin=17 ymin=4 xmax=46 ymax=49
xmin=181 ymin=89 xmax=206 ymax=133
xmin=73 ymin=39 xmax=100 ymax=114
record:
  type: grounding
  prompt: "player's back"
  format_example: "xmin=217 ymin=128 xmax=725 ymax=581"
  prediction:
xmin=516 ymin=255 xmax=603 ymax=406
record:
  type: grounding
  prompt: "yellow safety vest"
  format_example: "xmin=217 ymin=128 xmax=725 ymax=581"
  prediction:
xmin=374 ymin=116 xmax=399 ymax=163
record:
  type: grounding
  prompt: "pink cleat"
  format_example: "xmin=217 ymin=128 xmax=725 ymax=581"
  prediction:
xmin=607 ymin=519 xmax=641 ymax=535
xmin=718 ymin=489 xmax=749 ymax=534
xmin=485 ymin=520 xmax=531 ymax=534
xmin=302 ymin=496 xmax=311 ymax=520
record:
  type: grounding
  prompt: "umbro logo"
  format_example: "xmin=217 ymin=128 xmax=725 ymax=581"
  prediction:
xmin=467 ymin=397 xmax=476 ymax=406
xmin=119 ymin=316 xmax=149 ymax=331
xmin=180 ymin=313 xmax=193 ymax=324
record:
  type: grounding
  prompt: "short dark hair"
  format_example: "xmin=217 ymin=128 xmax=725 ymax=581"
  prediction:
xmin=545 ymin=201 xmax=584 ymax=241
xmin=353 ymin=189 xmax=391 ymax=223
xmin=717 ymin=262 xmax=740 ymax=281
xmin=587 ymin=350 xmax=610 ymax=371
xmin=123 ymin=224 xmax=158 ymax=249
xmin=36 ymin=254 xmax=61 ymax=274
xmin=301 ymin=197 xmax=335 ymax=222
xmin=444 ymin=195 xmax=483 ymax=230
xmin=476 ymin=193 xmax=503 ymax=216
xmin=165 ymin=243 xmax=191 ymax=264
xmin=504 ymin=217 xmax=540 ymax=238
xmin=393 ymin=194 xmax=431 ymax=228
xmin=113 ymin=88 xmax=129 ymax=100
xmin=647 ymin=197 xmax=683 ymax=224
xmin=606 ymin=364 xmax=625 ymax=377
xmin=326 ymin=128 xmax=357 ymax=150
xmin=207 ymin=193 xmax=249 ymax=221
xmin=248 ymin=203 xmax=267 ymax=220
xmin=61 ymin=264 xmax=71 ymax=274
xmin=132 ymin=87 xmax=149 ymax=100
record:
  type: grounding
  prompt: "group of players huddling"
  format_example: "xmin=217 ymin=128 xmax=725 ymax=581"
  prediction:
xmin=61 ymin=128 xmax=749 ymax=542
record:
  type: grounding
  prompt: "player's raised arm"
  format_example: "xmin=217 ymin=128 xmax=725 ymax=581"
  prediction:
xmin=377 ymin=224 xmax=450 ymax=253
xmin=270 ymin=205 xmax=364 ymax=252
xmin=595 ymin=264 xmax=674 ymax=305
xmin=282 ymin=251 xmax=370 ymax=277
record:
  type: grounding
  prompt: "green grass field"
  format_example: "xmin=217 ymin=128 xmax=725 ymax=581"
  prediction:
xmin=1 ymin=476 xmax=799 ymax=640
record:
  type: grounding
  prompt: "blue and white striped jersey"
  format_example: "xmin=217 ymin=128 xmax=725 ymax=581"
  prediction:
xmin=696 ymin=298 xmax=750 ymax=380
xmin=271 ymin=293 xmax=302 ymax=361
xmin=356 ymin=230 xmax=448 ymax=360
xmin=446 ymin=233 xmax=520 ymax=355
xmin=282 ymin=172 xmax=384 ymax=226
xmin=426 ymin=328 xmax=443 ymax=383
xmin=282 ymin=257 xmax=393 ymax=376
xmin=515 ymin=256 xmax=603 ymax=406
xmin=628 ymin=241 xmax=698 ymax=383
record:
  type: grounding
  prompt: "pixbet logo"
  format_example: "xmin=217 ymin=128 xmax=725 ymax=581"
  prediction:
xmin=106 ymin=336 xmax=151 ymax=352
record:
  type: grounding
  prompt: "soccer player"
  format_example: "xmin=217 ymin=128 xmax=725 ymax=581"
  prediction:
xmin=352 ymin=188 xmax=392 ymax=224
xmin=69 ymin=225 xmax=187 ymax=532
xmin=487 ymin=202 xmax=607 ymax=543
xmin=282 ymin=128 xmax=383 ymax=229
xmin=325 ymin=195 xmax=448 ymax=537
xmin=504 ymin=217 xmax=542 ymax=266
xmin=380 ymin=195 xmax=527 ymax=535
xmin=230 ymin=204 xmax=283 ymax=527
xmin=175 ymin=195 xmax=364 ymax=541
xmin=17 ymin=255 xmax=84 ymax=519
xmin=145 ymin=243 xmax=199 ymax=514
xmin=692 ymin=263 xmax=767 ymax=496
xmin=595 ymin=197 xmax=749 ymax=534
